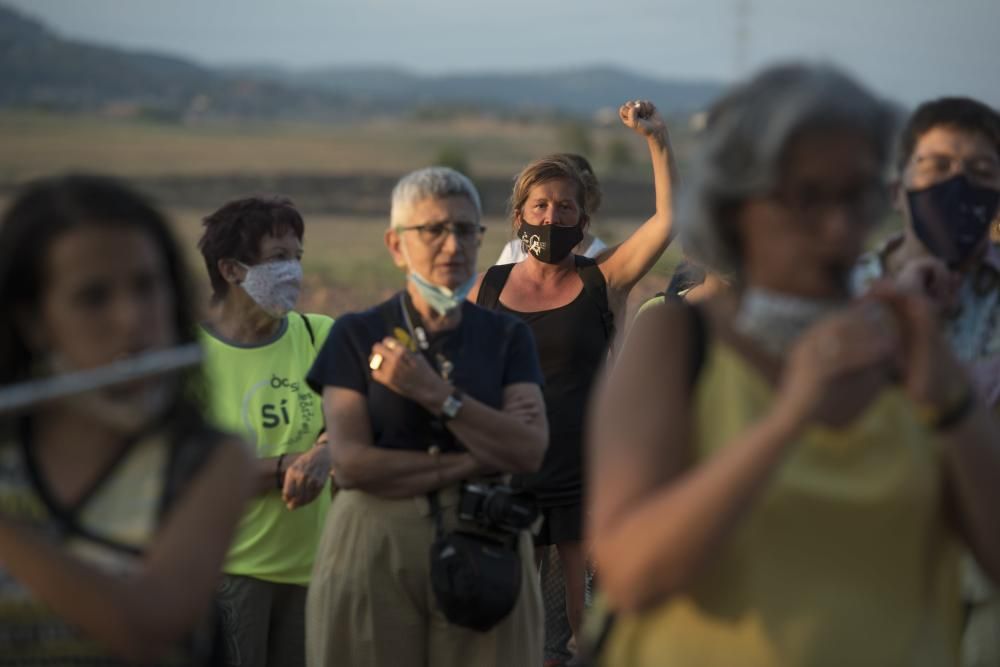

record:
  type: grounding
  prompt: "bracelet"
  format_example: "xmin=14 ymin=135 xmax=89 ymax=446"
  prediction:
xmin=276 ymin=453 xmax=287 ymax=491
xmin=920 ymin=385 xmax=977 ymax=433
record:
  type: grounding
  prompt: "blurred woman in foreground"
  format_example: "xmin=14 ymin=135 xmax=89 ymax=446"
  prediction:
xmin=587 ymin=65 xmax=1000 ymax=666
xmin=0 ymin=174 xmax=253 ymax=664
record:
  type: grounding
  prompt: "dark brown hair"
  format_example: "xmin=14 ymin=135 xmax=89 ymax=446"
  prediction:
xmin=896 ymin=97 xmax=1000 ymax=173
xmin=198 ymin=196 xmax=304 ymax=300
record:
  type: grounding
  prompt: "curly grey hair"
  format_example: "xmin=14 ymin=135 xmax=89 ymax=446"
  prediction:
xmin=390 ymin=166 xmax=482 ymax=228
xmin=679 ymin=63 xmax=900 ymax=279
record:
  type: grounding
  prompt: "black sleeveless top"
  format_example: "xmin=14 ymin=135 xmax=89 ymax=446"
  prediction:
xmin=476 ymin=257 xmax=612 ymax=507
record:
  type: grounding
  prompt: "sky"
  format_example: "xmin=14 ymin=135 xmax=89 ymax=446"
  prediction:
xmin=5 ymin=0 xmax=999 ymax=108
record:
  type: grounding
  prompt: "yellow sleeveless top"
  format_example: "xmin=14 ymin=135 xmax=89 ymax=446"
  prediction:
xmin=600 ymin=340 xmax=961 ymax=667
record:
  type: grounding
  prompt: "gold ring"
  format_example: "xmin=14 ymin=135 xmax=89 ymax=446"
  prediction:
xmin=369 ymin=353 xmax=384 ymax=371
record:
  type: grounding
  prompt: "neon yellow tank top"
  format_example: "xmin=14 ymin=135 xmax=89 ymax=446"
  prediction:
xmin=199 ymin=313 xmax=333 ymax=585
xmin=601 ymin=340 xmax=960 ymax=667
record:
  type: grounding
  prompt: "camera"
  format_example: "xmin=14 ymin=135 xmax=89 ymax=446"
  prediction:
xmin=458 ymin=483 xmax=538 ymax=535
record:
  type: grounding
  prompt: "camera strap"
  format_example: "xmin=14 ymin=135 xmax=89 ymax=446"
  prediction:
xmin=399 ymin=292 xmax=459 ymax=382
xmin=427 ymin=489 xmax=445 ymax=538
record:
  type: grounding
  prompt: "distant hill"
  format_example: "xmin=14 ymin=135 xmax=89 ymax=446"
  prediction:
xmin=0 ymin=4 xmax=352 ymax=120
xmin=274 ymin=65 xmax=723 ymax=117
xmin=0 ymin=3 xmax=724 ymax=120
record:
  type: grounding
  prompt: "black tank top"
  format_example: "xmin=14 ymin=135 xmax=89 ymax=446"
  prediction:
xmin=476 ymin=258 xmax=611 ymax=506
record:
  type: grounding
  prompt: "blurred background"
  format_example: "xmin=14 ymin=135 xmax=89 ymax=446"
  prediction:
xmin=1 ymin=0 xmax=998 ymax=315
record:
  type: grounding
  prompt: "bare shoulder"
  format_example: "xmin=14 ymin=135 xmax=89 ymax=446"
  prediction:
xmin=625 ymin=296 xmax=698 ymax=357
xmin=595 ymin=296 xmax=707 ymax=446
xmin=588 ymin=293 xmax=700 ymax=508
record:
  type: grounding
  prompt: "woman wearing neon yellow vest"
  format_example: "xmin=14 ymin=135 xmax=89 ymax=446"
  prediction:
xmin=197 ymin=197 xmax=334 ymax=667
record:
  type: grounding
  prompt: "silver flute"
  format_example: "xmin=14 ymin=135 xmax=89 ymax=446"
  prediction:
xmin=0 ymin=344 xmax=202 ymax=415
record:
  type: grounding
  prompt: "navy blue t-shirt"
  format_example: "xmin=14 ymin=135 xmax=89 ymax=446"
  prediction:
xmin=307 ymin=294 xmax=543 ymax=453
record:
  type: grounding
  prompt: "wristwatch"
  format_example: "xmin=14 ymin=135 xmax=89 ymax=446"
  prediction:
xmin=440 ymin=389 xmax=464 ymax=422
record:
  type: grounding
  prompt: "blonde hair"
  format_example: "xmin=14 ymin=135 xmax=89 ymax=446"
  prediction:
xmin=508 ymin=155 xmax=589 ymax=233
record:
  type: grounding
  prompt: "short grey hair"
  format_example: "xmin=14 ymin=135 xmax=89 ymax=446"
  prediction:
xmin=679 ymin=63 xmax=899 ymax=279
xmin=389 ymin=166 xmax=482 ymax=228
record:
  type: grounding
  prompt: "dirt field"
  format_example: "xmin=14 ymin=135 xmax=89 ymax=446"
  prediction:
xmin=0 ymin=110 xmax=900 ymax=323
xmin=0 ymin=111 xmax=691 ymax=183
xmin=0 ymin=110 xmax=688 ymax=321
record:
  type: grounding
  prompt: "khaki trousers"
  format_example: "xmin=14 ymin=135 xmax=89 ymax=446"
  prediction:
xmin=306 ymin=488 xmax=543 ymax=667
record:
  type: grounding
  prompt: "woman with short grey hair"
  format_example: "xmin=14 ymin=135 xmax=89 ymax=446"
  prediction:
xmin=305 ymin=167 xmax=548 ymax=667
xmin=586 ymin=63 xmax=1000 ymax=666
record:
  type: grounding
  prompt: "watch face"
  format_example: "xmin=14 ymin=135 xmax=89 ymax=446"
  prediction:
xmin=442 ymin=394 xmax=463 ymax=419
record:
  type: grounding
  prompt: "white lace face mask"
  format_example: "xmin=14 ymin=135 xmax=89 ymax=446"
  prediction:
xmin=238 ymin=260 xmax=303 ymax=317
xmin=734 ymin=287 xmax=846 ymax=357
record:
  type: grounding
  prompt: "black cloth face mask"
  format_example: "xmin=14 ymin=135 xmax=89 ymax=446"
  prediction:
xmin=518 ymin=220 xmax=583 ymax=264
xmin=907 ymin=174 xmax=1000 ymax=268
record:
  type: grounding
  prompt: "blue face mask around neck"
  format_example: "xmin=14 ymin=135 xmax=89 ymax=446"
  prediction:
xmin=408 ymin=270 xmax=476 ymax=317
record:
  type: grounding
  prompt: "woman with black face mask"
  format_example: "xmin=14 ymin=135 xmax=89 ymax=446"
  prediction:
xmin=470 ymin=99 xmax=675 ymax=660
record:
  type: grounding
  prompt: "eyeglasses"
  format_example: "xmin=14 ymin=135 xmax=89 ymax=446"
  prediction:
xmin=910 ymin=154 xmax=1000 ymax=186
xmin=769 ymin=181 xmax=889 ymax=224
xmin=397 ymin=221 xmax=486 ymax=246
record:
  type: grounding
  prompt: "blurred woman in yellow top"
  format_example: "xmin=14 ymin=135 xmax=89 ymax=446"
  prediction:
xmin=587 ymin=64 xmax=1000 ymax=667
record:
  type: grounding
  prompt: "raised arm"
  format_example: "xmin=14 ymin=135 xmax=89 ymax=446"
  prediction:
xmin=0 ymin=436 xmax=254 ymax=662
xmin=595 ymin=100 xmax=675 ymax=296
xmin=587 ymin=300 xmax=897 ymax=611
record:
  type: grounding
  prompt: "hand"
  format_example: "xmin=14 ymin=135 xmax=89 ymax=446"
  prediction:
xmin=369 ymin=337 xmax=450 ymax=411
xmin=774 ymin=300 xmax=898 ymax=426
xmin=619 ymin=99 xmax=667 ymax=145
xmin=868 ymin=283 xmax=969 ymax=410
xmin=282 ymin=435 xmax=331 ymax=510
xmin=894 ymin=256 xmax=961 ymax=317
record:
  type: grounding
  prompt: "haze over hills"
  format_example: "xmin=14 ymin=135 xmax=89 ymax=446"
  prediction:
xmin=0 ymin=3 xmax=723 ymax=121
